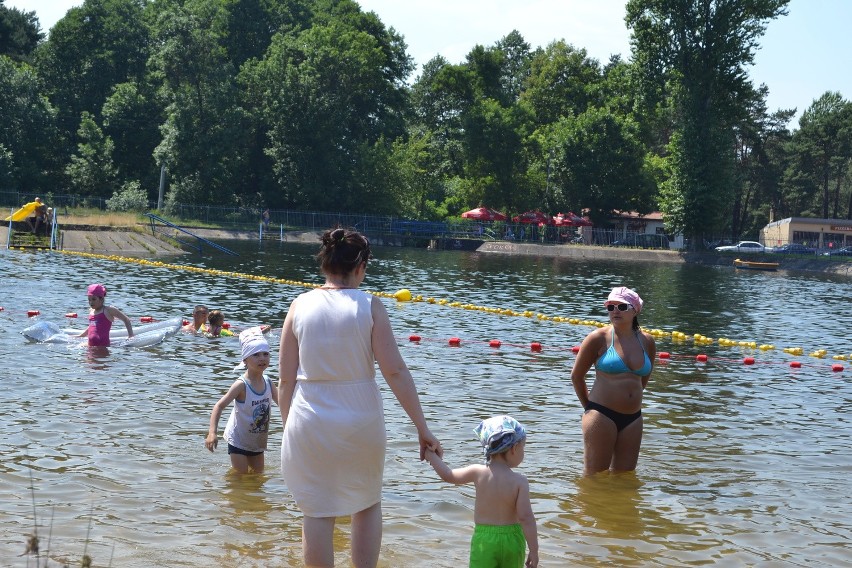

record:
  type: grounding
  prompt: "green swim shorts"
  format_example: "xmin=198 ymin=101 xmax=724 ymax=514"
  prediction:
xmin=469 ymin=523 xmax=526 ymax=568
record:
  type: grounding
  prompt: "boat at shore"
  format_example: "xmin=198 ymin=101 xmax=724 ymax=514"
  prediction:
xmin=733 ymin=258 xmax=779 ymax=271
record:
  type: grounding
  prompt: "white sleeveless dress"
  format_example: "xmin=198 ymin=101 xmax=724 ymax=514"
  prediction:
xmin=281 ymin=288 xmax=386 ymax=517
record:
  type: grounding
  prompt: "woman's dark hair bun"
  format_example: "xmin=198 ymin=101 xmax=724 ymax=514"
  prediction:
xmin=331 ymin=228 xmax=345 ymax=241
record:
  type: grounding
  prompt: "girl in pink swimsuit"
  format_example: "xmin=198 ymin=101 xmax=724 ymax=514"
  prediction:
xmin=79 ymin=283 xmax=134 ymax=347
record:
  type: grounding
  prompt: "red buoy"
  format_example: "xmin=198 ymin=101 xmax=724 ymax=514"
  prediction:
xmin=65 ymin=312 xmax=78 ymax=318
xmin=696 ymin=354 xmax=708 ymax=362
xmin=222 ymin=322 xmax=231 ymax=329
xmin=658 ymin=352 xmax=671 ymax=359
xmin=0 ymin=307 xmax=4 ymax=311
xmin=409 ymin=334 xmax=421 ymax=342
xmin=27 ymin=310 xmax=40 ymax=317
xmin=489 ymin=339 xmax=501 ymax=348
xmin=530 ymin=342 xmax=542 ymax=352
xmin=743 ymin=357 xmax=755 ymax=365
xmin=571 ymin=345 xmax=580 ymax=353
xmin=182 ymin=319 xmax=189 ymax=326
xmin=140 ymin=316 xmax=154 ymax=323
xmin=790 ymin=361 xmax=802 ymax=368
xmin=831 ymin=364 xmax=844 ymax=372
xmin=448 ymin=337 xmax=461 ymax=346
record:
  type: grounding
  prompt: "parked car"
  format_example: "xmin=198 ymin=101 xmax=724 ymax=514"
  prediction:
xmin=823 ymin=246 xmax=852 ymax=257
xmin=611 ymin=234 xmax=670 ymax=250
xmin=770 ymin=243 xmax=816 ymax=254
xmin=715 ymin=240 xmax=767 ymax=253
xmin=705 ymin=238 xmax=734 ymax=250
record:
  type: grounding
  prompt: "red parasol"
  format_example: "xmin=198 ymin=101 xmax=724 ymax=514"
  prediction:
xmin=553 ymin=211 xmax=593 ymax=227
xmin=461 ymin=207 xmax=508 ymax=221
xmin=512 ymin=210 xmax=553 ymax=225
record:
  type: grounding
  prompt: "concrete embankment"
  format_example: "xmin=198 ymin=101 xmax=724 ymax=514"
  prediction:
xmin=476 ymin=241 xmax=852 ymax=276
xmin=3 ymin=224 xmax=849 ymax=276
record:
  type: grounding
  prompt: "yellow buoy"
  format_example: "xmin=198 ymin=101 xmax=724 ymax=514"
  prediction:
xmin=393 ymin=289 xmax=412 ymax=302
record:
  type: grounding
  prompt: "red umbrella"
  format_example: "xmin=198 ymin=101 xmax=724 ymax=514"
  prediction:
xmin=461 ymin=207 xmax=507 ymax=221
xmin=553 ymin=211 xmax=593 ymax=227
xmin=512 ymin=210 xmax=553 ymax=225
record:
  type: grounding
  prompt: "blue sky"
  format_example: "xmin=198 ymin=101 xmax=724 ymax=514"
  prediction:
xmin=12 ymin=0 xmax=851 ymax=126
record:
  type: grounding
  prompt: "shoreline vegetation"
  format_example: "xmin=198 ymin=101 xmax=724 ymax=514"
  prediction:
xmin=2 ymin=214 xmax=849 ymax=277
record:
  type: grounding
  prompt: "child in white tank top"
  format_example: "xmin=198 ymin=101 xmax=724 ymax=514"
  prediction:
xmin=205 ymin=328 xmax=279 ymax=473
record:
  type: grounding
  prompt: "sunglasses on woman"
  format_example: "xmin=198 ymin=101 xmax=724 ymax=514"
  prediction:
xmin=606 ymin=303 xmax=633 ymax=312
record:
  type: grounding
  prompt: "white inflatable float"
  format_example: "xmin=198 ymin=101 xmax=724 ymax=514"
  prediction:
xmin=22 ymin=317 xmax=182 ymax=348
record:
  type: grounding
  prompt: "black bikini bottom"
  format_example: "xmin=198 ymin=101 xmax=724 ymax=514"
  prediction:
xmin=585 ymin=401 xmax=641 ymax=432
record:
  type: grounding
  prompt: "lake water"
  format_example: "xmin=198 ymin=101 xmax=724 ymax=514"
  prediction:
xmin=2 ymin=241 xmax=851 ymax=567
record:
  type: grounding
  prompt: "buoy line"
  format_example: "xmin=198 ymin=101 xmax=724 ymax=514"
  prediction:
xmin=11 ymin=248 xmax=850 ymax=367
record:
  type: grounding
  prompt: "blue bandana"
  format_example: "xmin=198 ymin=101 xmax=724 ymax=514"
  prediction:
xmin=474 ymin=415 xmax=526 ymax=458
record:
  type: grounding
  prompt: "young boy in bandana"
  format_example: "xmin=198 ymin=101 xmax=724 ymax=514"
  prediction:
xmin=205 ymin=328 xmax=278 ymax=473
xmin=425 ymin=415 xmax=539 ymax=568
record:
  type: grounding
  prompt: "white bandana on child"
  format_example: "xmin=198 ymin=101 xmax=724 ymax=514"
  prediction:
xmin=239 ymin=327 xmax=269 ymax=361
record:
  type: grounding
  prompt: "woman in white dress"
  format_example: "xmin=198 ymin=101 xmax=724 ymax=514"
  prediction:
xmin=278 ymin=227 xmax=442 ymax=567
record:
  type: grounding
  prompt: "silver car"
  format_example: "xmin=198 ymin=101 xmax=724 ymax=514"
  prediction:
xmin=715 ymin=240 xmax=767 ymax=253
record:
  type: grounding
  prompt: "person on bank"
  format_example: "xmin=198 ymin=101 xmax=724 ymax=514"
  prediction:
xmin=28 ymin=197 xmax=47 ymax=234
xmin=205 ymin=328 xmax=278 ymax=473
xmin=278 ymin=227 xmax=442 ymax=568
xmin=425 ymin=415 xmax=539 ymax=568
xmin=78 ymin=283 xmax=134 ymax=347
xmin=182 ymin=305 xmax=209 ymax=333
xmin=570 ymin=286 xmax=655 ymax=476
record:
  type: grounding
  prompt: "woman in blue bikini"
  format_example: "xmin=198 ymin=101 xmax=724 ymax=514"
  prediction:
xmin=571 ymin=287 xmax=655 ymax=476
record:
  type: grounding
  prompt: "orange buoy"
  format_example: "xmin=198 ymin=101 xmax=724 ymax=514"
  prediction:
xmin=530 ymin=342 xmax=542 ymax=352
xmin=489 ymin=339 xmax=502 ymax=348
xmin=140 ymin=316 xmax=154 ymax=323
xmin=27 ymin=310 xmax=40 ymax=317
xmin=571 ymin=345 xmax=580 ymax=353
xmin=696 ymin=354 xmax=708 ymax=362
xmin=743 ymin=357 xmax=755 ymax=365
xmin=222 ymin=322 xmax=231 ymax=329
xmin=790 ymin=361 xmax=802 ymax=368
xmin=448 ymin=337 xmax=461 ymax=346
xmin=831 ymin=364 xmax=844 ymax=372
xmin=658 ymin=352 xmax=671 ymax=359
xmin=409 ymin=334 xmax=421 ymax=342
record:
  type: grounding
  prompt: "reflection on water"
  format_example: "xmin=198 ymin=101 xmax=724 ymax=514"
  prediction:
xmin=1 ymin=243 xmax=851 ymax=566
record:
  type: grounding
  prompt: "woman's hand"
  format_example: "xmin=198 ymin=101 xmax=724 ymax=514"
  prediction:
xmin=418 ymin=428 xmax=442 ymax=461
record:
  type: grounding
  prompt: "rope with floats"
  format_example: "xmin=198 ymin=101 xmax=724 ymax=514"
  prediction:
xmin=5 ymin=248 xmax=848 ymax=372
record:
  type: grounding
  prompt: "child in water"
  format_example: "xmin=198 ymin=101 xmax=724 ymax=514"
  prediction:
xmin=78 ymin=283 xmax=133 ymax=347
xmin=205 ymin=328 xmax=278 ymax=473
xmin=204 ymin=309 xmax=233 ymax=338
xmin=425 ymin=415 xmax=539 ymax=568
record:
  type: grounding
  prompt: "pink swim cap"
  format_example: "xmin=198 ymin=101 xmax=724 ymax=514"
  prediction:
xmin=605 ymin=286 xmax=642 ymax=314
xmin=87 ymin=283 xmax=107 ymax=297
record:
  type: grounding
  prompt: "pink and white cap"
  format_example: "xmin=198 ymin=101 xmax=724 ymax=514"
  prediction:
xmin=605 ymin=286 xmax=643 ymax=314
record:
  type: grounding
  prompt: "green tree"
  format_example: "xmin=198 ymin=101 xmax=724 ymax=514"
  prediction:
xmin=785 ymin=92 xmax=852 ymax=219
xmin=545 ymin=107 xmax=654 ymax=222
xmin=102 ymin=81 xmax=163 ymax=197
xmin=34 ymin=0 xmax=149 ymax=145
xmin=0 ymin=56 xmax=59 ymax=191
xmin=66 ymin=111 xmax=118 ymax=197
xmin=0 ymin=2 xmax=43 ymax=62
xmin=149 ymin=1 xmax=247 ymax=206
xmin=521 ymin=41 xmax=602 ymax=127
xmin=246 ymin=5 xmax=413 ymax=211
xmin=627 ymin=0 xmax=789 ymax=248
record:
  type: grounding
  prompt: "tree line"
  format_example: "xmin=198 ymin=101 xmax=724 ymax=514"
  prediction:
xmin=1 ymin=0 xmax=850 ymax=247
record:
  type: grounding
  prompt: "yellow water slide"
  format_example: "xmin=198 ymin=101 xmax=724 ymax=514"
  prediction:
xmin=4 ymin=201 xmax=39 ymax=222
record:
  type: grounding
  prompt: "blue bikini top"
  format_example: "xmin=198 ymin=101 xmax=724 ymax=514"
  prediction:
xmin=596 ymin=329 xmax=652 ymax=376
